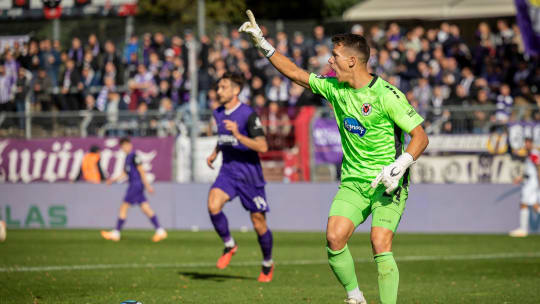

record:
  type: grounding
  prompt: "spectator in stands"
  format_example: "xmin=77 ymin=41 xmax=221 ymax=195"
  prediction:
xmin=81 ymin=67 xmax=98 ymax=94
xmin=3 ymin=50 xmax=18 ymax=85
xmin=60 ymin=59 xmax=83 ymax=111
xmin=170 ymin=68 xmax=188 ymax=108
xmin=375 ymin=49 xmax=395 ymax=76
xmin=157 ymin=97 xmax=176 ymax=136
xmin=309 ymin=25 xmax=331 ymax=56
xmin=134 ymin=102 xmax=156 ymax=136
xmin=413 ymin=78 xmax=431 ymax=117
xmin=369 ymin=25 xmax=385 ymax=48
xmin=459 ymin=67 xmax=475 ymax=96
xmin=252 ymin=94 xmax=267 ymax=115
xmin=126 ymin=52 xmax=139 ymax=78
xmin=472 ymin=89 xmax=494 ymax=133
xmin=68 ymin=37 xmax=84 ymax=69
xmin=38 ymin=39 xmax=59 ymax=86
xmin=152 ymin=32 xmax=167 ymax=60
xmin=495 ymin=84 xmax=513 ymax=123
xmin=129 ymin=63 xmax=155 ymax=110
xmin=82 ymin=50 xmax=99 ymax=76
xmin=106 ymin=92 xmax=125 ymax=136
xmin=0 ymin=65 xmax=12 ymax=112
xmin=124 ymin=35 xmax=139 ymax=64
xmin=84 ymin=94 xmax=97 ymax=111
xmin=33 ymin=69 xmax=53 ymax=111
xmin=101 ymin=40 xmax=122 ymax=76
xmin=87 ymin=34 xmax=101 ymax=57
xmin=102 ymin=61 xmax=120 ymax=86
xmin=96 ymin=76 xmax=116 ymax=112
xmin=266 ymin=76 xmax=289 ymax=106
xmin=157 ymin=79 xmax=171 ymax=101
xmin=82 ymin=96 xmax=103 ymax=136
xmin=14 ymin=68 xmax=31 ymax=129
xmin=261 ymin=101 xmax=292 ymax=150
xmin=351 ymin=24 xmax=364 ymax=36
xmin=496 ymin=20 xmax=514 ymax=46
xmin=148 ymin=52 xmax=162 ymax=80
xmin=427 ymin=86 xmax=446 ymax=127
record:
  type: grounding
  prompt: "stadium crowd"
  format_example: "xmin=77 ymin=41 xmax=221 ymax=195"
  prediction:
xmin=0 ymin=19 xmax=538 ymax=138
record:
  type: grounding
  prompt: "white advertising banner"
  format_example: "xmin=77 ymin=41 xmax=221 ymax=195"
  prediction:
xmin=411 ymin=154 xmax=522 ymax=184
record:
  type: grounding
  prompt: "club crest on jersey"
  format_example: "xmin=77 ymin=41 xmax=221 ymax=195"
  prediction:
xmin=362 ymin=103 xmax=372 ymax=116
xmin=344 ymin=117 xmax=366 ymax=137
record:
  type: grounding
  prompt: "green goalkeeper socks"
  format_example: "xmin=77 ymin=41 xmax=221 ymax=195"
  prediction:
xmin=374 ymin=252 xmax=399 ymax=304
xmin=327 ymin=244 xmax=359 ymax=292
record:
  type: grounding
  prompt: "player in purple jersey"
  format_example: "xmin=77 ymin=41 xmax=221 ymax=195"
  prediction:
xmin=206 ymin=72 xmax=274 ymax=282
xmin=101 ymin=137 xmax=167 ymax=242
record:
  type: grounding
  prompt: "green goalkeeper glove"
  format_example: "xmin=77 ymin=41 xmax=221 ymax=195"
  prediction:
xmin=238 ymin=10 xmax=275 ymax=58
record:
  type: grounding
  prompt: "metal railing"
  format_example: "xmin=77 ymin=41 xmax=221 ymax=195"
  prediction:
xmin=1 ymin=104 xmax=538 ymax=139
xmin=0 ymin=109 xmax=205 ymax=138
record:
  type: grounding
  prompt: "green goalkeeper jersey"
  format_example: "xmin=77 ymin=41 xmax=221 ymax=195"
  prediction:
xmin=309 ymin=73 xmax=424 ymax=184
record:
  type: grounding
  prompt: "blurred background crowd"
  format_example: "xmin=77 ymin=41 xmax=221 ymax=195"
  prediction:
xmin=0 ymin=19 xmax=539 ymax=139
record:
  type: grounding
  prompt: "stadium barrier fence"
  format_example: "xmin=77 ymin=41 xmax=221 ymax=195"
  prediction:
xmin=1 ymin=105 xmax=539 ymax=183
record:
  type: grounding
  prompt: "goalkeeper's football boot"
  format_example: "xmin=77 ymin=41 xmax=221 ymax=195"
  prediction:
xmin=344 ymin=298 xmax=367 ymax=304
xmin=216 ymin=245 xmax=238 ymax=269
xmin=101 ymin=230 xmax=121 ymax=242
xmin=257 ymin=264 xmax=274 ymax=282
xmin=152 ymin=228 xmax=168 ymax=242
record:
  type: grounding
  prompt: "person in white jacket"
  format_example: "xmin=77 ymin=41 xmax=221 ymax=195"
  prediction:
xmin=510 ymin=137 xmax=540 ymax=237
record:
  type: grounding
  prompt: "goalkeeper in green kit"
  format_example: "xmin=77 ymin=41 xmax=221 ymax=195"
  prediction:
xmin=240 ymin=10 xmax=429 ymax=304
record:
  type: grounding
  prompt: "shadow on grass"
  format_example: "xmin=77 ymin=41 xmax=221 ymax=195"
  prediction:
xmin=178 ymin=271 xmax=254 ymax=282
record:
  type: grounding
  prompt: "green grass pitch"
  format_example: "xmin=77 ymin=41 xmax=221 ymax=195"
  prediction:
xmin=1 ymin=230 xmax=540 ymax=303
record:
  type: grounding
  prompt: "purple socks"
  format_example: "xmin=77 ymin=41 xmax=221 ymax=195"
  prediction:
xmin=210 ymin=211 xmax=232 ymax=243
xmin=149 ymin=215 xmax=161 ymax=229
xmin=115 ymin=218 xmax=125 ymax=231
xmin=257 ymin=229 xmax=273 ymax=261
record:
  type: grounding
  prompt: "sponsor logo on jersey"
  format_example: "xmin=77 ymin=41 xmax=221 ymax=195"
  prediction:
xmin=218 ymin=134 xmax=239 ymax=146
xmin=407 ymin=108 xmax=416 ymax=117
xmin=362 ymin=103 xmax=372 ymax=116
xmin=343 ymin=117 xmax=366 ymax=137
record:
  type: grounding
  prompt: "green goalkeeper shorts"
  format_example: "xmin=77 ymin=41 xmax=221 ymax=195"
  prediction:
xmin=329 ymin=179 xmax=408 ymax=233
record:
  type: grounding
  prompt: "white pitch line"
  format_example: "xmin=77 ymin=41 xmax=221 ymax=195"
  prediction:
xmin=1 ymin=252 xmax=540 ymax=273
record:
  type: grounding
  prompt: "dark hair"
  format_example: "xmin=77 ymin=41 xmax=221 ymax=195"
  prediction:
xmin=119 ymin=137 xmax=131 ymax=145
xmin=331 ymin=33 xmax=370 ymax=64
xmin=89 ymin=145 xmax=100 ymax=153
xmin=220 ymin=72 xmax=244 ymax=88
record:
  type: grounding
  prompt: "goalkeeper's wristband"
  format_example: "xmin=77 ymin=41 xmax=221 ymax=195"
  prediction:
xmin=395 ymin=152 xmax=415 ymax=168
xmin=257 ymin=38 xmax=275 ymax=58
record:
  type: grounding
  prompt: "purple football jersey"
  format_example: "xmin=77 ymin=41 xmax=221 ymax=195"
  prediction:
xmin=125 ymin=152 xmax=142 ymax=184
xmin=214 ymin=103 xmax=266 ymax=186
xmin=123 ymin=152 xmax=146 ymax=204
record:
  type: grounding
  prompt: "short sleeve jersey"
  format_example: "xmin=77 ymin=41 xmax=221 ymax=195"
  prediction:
xmin=309 ymin=73 xmax=424 ymax=183
xmin=125 ymin=151 xmax=142 ymax=184
xmin=214 ymin=103 xmax=266 ymax=186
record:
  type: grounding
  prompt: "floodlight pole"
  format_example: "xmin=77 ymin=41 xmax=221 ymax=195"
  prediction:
xmin=52 ymin=18 xmax=60 ymax=42
xmin=187 ymin=40 xmax=199 ymax=182
xmin=125 ymin=15 xmax=134 ymax=45
xmin=197 ymin=0 xmax=205 ymax=38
